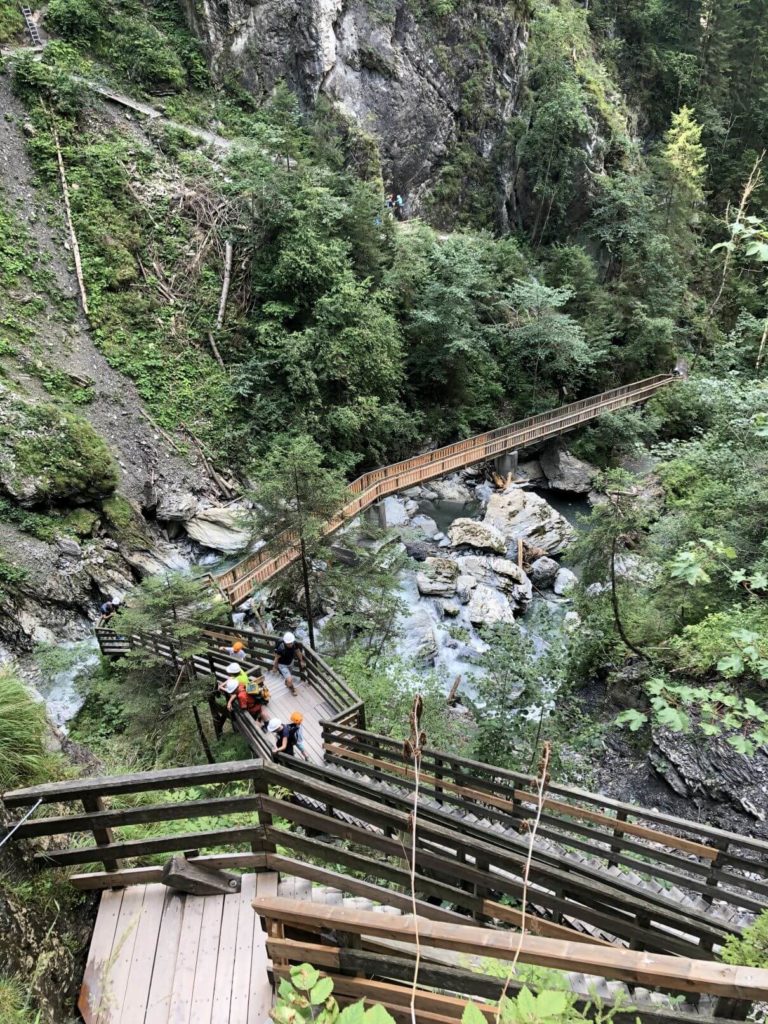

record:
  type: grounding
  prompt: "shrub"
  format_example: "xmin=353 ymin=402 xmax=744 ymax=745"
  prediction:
xmin=721 ymin=910 xmax=768 ymax=968
xmin=0 ymin=666 xmax=58 ymax=791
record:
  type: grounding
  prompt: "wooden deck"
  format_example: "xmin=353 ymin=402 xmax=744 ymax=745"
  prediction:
xmin=79 ymin=873 xmax=277 ymax=1024
xmin=259 ymin=667 xmax=335 ymax=764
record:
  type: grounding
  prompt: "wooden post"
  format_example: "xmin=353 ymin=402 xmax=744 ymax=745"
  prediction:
xmin=702 ymin=840 xmax=728 ymax=906
xmin=192 ymin=705 xmax=215 ymax=764
xmin=82 ymin=795 xmax=119 ymax=873
xmin=254 ymin=775 xmax=275 ymax=854
xmin=607 ymin=809 xmax=628 ymax=868
xmin=713 ymin=998 xmax=751 ymax=1021
xmin=434 ymin=757 xmax=444 ymax=806
xmin=208 ymin=692 xmax=225 ymax=739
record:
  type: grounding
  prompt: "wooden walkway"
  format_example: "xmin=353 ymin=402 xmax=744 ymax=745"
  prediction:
xmin=215 ymin=375 xmax=675 ymax=604
xmin=79 ymin=873 xmax=277 ymax=1024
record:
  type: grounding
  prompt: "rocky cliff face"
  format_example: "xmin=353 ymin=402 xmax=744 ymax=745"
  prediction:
xmin=182 ymin=0 xmax=529 ymax=217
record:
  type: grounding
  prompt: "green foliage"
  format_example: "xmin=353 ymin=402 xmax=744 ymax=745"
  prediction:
xmin=0 ymin=1 xmax=24 ymax=43
xmin=335 ymin=645 xmax=474 ymax=754
xmin=0 ymin=400 xmax=118 ymax=507
xmin=272 ymin=963 xmax=397 ymax=1023
xmin=0 ymin=553 xmax=29 ymax=594
xmin=0 ymin=976 xmax=41 ymax=1024
xmin=0 ymin=665 xmax=61 ymax=791
xmin=722 ymin=910 xmax=768 ymax=968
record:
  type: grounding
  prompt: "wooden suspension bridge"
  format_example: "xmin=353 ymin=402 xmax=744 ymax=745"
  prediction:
xmin=5 ymin=617 xmax=768 ymax=1024
xmin=214 ymin=374 xmax=676 ymax=605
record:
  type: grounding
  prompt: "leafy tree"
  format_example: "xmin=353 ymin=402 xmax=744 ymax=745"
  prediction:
xmin=249 ymin=434 xmax=348 ymax=649
xmin=656 ymin=106 xmax=708 ymax=245
xmin=722 ymin=910 xmax=768 ymax=967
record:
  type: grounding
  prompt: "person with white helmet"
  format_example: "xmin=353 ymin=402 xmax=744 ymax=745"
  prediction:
xmin=219 ymin=662 xmax=269 ymax=724
xmin=271 ymin=630 xmax=305 ymax=695
xmin=267 ymin=714 xmax=309 ymax=762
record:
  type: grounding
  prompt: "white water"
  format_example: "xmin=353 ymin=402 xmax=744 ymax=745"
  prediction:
xmin=34 ymin=638 xmax=100 ymax=732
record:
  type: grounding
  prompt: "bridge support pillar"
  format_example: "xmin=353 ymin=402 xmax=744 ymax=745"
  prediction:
xmin=370 ymin=499 xmax=387 ymax=530
xmin=494 ymin=451 xmax=518 ymax=478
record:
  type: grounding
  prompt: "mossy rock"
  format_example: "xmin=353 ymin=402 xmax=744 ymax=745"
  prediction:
xmin=0 ymin=386 xmax=118 ymax=508
xmin=101 ymin=495 xmax=149 ymax=547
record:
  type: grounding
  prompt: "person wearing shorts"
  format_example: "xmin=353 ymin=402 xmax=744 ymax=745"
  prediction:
xmin=272 ymin=631 xmax=305 ymax=694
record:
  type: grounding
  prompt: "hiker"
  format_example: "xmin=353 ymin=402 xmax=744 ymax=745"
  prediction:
xmin=223 ymin=639 xmax=247 ymax=661
xmin=99 ymin=599 xmax=120 ymax=623
xmin=268 ymin=716 xmax=310 ymax=762
xmin=220 ymin=664 xmax=270 ymax=723
xmin=394 ymin=194 xmax=405 ymax=220
xmin=272 ymin=631 xmax=305 ymax=694
xmin=288 ymin=710 xmax=309 ymax=760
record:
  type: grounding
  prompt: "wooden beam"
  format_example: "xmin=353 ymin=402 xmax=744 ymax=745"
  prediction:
xmin=3 ymin=758 xmax=265 ymax=807
xmin=161 ymin=855 xmax=241 ymax=895
xmin=70 ymin=853 xmax=268 ymax=890
xmin=257 ymin=900 xmax=768 ymax=1000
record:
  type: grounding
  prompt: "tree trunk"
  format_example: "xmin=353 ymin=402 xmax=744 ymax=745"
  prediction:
xmin=192 ymin=705 xmax=215 ymax=763
xmin=299 ymin=536 xmax=315 ymax=650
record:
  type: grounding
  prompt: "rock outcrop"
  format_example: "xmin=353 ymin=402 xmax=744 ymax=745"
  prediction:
xmin=467 ymin=583 xmax=516 ymax=627
xmin=448 ymin=518 xmax=506 ymax=553
xmin=455 ymin=555 xmax=532 ymax=613
xmin=182 ymin=0 xmax=528 ymax=216
xmin=483 ymin=488 xmax=574 ymax=555
xmin=184 ymin=507 xmax=251 ymax=552
xmin=416 ymin=556 xmax=459 ymax=597
xmin=540 ymin=444 xmax=597 ymax=494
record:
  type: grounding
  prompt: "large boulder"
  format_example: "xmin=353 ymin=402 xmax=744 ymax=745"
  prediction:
xmin=448 ymin=518 xmax=506 ymax=554
xmin=410 ymin=514 xmax=438 ymax=537
xmin=455 ymin=555 xmax=532 ymax=613
xmin=430 ymin=475 xmax=473 ymax=503
xmin=184 ymin=507 xmax=250 ymax=552
xmin=416 ymin=556 xmax=459 ymax=597
xmin=381 ymin=495 xmax=409 ymax=526
xmin=155 ymin=491 xmax=200 ymax=522
xmin=530 ymin=556 xmax=559 ymax=588
xmin=467 ymin=584 xmax=516 ymax=627
xmin=400 ymin=607 xmax=438 ymax=664
xmin=484 ymin=488 xmax=574 ymax=555
xmin=540 ymin=445 xmax=597 ymax=494
xmin=0 ymin=387 xmax=118 ymax=508
xmin=553 ymin=567 xmax=577 ymax=595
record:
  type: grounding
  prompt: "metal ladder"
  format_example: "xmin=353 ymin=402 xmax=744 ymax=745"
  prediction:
xmin=20 ymin=6 xmax=42 ymax=46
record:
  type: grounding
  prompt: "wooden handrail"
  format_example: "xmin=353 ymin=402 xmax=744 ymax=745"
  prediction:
xmin=254 ymin=899 xmax=768 ymax=999
xmin=216 ymin=375 xmax=675 ymax=603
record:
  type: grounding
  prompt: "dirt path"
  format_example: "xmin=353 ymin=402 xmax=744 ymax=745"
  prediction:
xmin=0 ymin=71 xmax=212 ymax=513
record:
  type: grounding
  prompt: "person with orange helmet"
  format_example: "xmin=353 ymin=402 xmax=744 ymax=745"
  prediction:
xmin=269 ymin=711 xmax=309 ymax=762
xmin=222 ymin=639 xmax=247 ymax=661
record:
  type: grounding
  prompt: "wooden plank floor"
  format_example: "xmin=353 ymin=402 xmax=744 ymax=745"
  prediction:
xmin=79 ymin=873 xmax=276 ymax=1024
xmin=259 ymin=669 xmax=335 ymax=764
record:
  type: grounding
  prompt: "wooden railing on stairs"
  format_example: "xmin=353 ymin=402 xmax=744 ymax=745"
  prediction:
xmin=215 ymin=374 xmax=675 ymax=604
xmin=321 ymin=722 xmax=768 ymax=922
xmin=0 ymin=760 xmax=743 ymax=960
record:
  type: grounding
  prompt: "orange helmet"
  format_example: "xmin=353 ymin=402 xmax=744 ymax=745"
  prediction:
xmin=232 ymin=641 xmax=244 ymax=652
xmin=290 ymin=711 xmax=303 ymax=724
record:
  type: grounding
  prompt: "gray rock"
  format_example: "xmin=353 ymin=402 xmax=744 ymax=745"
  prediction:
xmin=517 ymin=459 xmax=545 ymax=483
xmin=56 ymin=537 xmax=82 ymax=558
xmin=456 ymin=574 xmax=476 ymax=604
xmin=553 ymin=567 xmax=577 ymax=595
xmin=184 ymin=507 xmax=250 ymax=552
xmin=455 ymin=555 xmax=532 ymax=613
xmin=448 ymin=518 xmax=506 ymax=554
xmin=404 ymin=540 xmax=436 ymax=562
xmin=484 ymin=488 xmax=574 ymax=555
xmin=563 ymin=610 xmax=581 ymax=632
xmin=540 ymin=444 xmax=597 ymax=494
xmin=530 ymin=556 xmax=559 ymax=587
xmin=410 ymin=514 xmax=438 ymax=537
xmin=467 ymin=584 xmax=516 ymax=627
xmin=430 ymin=475 xmax=473 ymax=503
xmin=156 ymin=491 xmax=200 ymax=522
xmin=404 ymin=498 xmax=420 ymax=516
xmin=400 ymin=607 xmax=438 ymax=664
xmin=438 ymin=537 xmax=452 ymax=548
xmin=381 ymin=495 xmax=410 ymax=526
xmin=439 ymin=599 xmax=461 ymax=618
xmin=473 ymin=481 xmax=494 ymax=506
xmin=416 ymin=556 xmax=459 ymax=597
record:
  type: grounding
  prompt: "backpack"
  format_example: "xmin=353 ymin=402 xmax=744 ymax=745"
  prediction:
xmin=245 ymin=676 xmax=270 ymax=701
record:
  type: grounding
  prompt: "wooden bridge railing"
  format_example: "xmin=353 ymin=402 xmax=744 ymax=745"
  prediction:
xmin=215 ymin=374 xmax=675 ymax=604
xmin=3 ymin=760 xmax=741 ymax=960
xmin=94 ymin=622 xmax=364 ymax=759
xmin=321 ymin=722 xmax=768 ymax=919
xmin=260 ymin=899 xmax=768 ymax=1023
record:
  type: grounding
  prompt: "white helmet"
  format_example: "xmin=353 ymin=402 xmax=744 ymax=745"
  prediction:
xmin=283 ymin=632 xmax=295 ymax=644
xmin=226 ymin=663 xmax=241 ymax=675
xmin=267 ymin=718 xmax=283 ymax=733
xmin=221 ymin=679 xmax=238 ymax=694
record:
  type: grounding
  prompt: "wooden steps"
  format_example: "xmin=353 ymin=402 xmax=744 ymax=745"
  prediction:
xmin=79 ymin=872 xmax=277 ymax=1024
